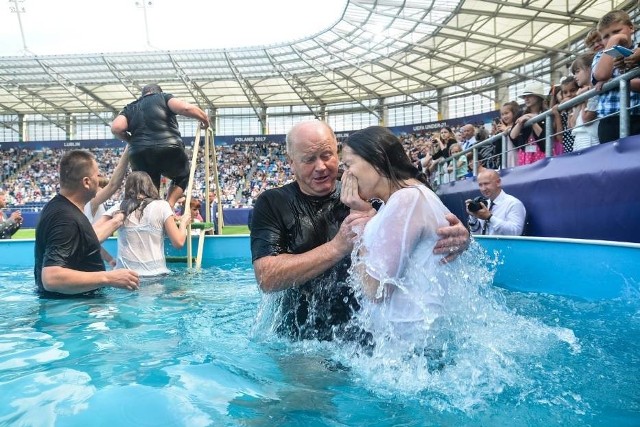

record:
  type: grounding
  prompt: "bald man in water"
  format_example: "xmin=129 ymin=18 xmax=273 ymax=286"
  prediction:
xmin=250 ymin=120 xmax=470 ymax=342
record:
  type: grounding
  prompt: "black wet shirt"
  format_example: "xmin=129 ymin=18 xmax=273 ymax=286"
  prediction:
xmin=250 ymin=182 xmax=362 ymax=341
xmin=34 ymin=194 xmax=105 ymax=294
xmin=119 ymin=93 xmax=182 ymax=151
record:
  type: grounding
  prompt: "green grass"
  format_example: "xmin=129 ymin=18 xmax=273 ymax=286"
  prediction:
xmin=12 ymin=225 xmax=249 ymax=239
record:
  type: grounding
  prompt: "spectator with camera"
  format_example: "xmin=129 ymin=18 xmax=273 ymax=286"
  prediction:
xmin=466 ymin=169 xmax=526 ymax=236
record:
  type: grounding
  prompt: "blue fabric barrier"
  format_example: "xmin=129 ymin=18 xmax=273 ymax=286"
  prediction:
xmin=438 ymin=134 xmax=640 ymax=243
xmin=222 ymin=208 xmax=252 ymax=226
xmin=17 ymin=208 xmax=254 ymax=228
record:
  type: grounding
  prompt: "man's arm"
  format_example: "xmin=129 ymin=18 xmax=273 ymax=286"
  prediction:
xmin=167 ymin=98 xmax=210 ymax=128
xmin=41 ymin=266 xmax=139 ymax=294
xmin=253 ymin=212 xmax=370 ymax=293
xmin=433 ymin=213 xmax=471 ymax=263
xmin=89 ymin=145 xmax=129 ymax=217
xmin=0 ymin=212 xmax=21 ymax=238
xmin=111 ymin=115 xmax=130 ymax=142
xmin=93 ymin=212 xmax=125 ymax=242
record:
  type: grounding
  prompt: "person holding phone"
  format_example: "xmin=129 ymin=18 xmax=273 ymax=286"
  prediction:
xmin=429 ymin=127 xmax=458 ymax=162
xmin=591 ymin=10 xmax=640 ymax=143
xmin=613 ymin=45 xmax=640 ymax=71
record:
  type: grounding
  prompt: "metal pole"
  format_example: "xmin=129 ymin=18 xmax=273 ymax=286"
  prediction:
xmin=619 ymin=79 xmax=630 ymax=139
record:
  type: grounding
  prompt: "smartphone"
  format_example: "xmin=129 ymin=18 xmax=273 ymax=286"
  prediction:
xmin=603 ymin=45 xmax=634 ymax=58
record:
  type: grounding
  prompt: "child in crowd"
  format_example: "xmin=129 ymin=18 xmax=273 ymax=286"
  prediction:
xmin=551 ymin=77 xmax=579 ymax=153
xmin=447 ymin=143 xmax=467 ymax=181
xmin=495 ymin=101 xmax=520 ymax=168
xmin=584 ymin=28 xmax=604 ymax=53
xmin=189 ymin=198 xmax=204 ymax=236
xmin=591 ymin=9 xmax=640 ymax=144
xmin=570 ymin=53 xmax=600 ymax=150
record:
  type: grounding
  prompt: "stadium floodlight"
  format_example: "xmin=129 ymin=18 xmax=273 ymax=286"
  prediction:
xmin=8 ymin=0 xmax=31 ymax=54
xmin=134 ymin=1 xmax=154 ymax=49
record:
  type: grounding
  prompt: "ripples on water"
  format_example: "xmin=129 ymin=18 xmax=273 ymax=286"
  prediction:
xmin=0 ymin=250 xmax=638 ymax=426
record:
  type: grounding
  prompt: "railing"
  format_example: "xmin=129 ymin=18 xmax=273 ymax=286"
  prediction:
xmin=436 ymin=66 xmax=640 ymax=183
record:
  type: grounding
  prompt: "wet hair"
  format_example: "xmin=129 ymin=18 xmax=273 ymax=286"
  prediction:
xmin=59 ymin=150 xmax=95 ymax=191
xmin=119 ymin=171 xmax=160 ymax=220
xmin=344 ymin=126 xmax=430 ymax=188
xmin=598 ymin=10 xmax=632 ymax=31
xmin=141 ymin=84 xmax=162 ymax=96
xmin=571 ymin=52 xmax=596 ymax=75
xmin=584 ymin=29 xmax=602 ymax=50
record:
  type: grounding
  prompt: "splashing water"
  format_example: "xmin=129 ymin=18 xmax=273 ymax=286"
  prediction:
xmin=336 ymin=240 xmax=581 ymax=413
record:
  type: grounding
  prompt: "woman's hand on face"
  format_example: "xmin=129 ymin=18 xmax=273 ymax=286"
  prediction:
xmin=340 ymin=170 xmax=370 ymax=212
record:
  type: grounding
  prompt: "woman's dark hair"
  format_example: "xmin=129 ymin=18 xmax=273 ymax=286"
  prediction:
xmin=344 ymin=126 xmax=430 ymax=189
xmin=119 ymin=171 xmax=160 ymax=219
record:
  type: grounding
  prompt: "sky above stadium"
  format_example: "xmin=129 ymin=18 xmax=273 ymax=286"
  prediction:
xmin=0 ymin=0 xmax=347 ymax=56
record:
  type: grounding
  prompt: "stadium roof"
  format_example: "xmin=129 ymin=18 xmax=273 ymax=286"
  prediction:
xmin=0 ymin=0 xmax=634 ymax=127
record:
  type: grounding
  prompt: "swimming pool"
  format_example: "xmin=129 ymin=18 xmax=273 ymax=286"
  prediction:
xmin=0 ymin=236 xmax=639 ymax=426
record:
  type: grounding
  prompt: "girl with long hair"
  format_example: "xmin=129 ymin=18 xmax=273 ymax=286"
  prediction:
xmin=98 ymin=171 xmax=191 ymax=276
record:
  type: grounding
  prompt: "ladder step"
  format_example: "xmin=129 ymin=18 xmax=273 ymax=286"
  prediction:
xmin=190 ymin=222 xmax=214 ymax=230
xmin=165 ymin=256 xmax=196 ymax=263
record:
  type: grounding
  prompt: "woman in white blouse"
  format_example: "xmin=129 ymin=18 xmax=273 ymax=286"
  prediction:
xmin=98 ymin=171 xmax=191 ymax=277
xmin=340 ymin=126 xmax=454 ymax=344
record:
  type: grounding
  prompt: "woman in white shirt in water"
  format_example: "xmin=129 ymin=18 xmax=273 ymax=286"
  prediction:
xmin=98 ymin=171 xmax=191 ymax=277
xmin=341 ymin=126 xmax=454 ymax=344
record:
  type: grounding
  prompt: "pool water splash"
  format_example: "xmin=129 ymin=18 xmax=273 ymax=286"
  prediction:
xmin=342 ymin=241 xmax=581 ymax=413
xmin=0 ymin=252 xmax=638 ymax=426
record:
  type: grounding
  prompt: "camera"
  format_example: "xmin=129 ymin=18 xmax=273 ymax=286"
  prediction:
xmin=467 ymin=196 xmax=488 ymax=213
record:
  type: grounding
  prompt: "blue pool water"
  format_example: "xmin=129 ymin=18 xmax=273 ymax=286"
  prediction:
xmin=0 ymin=254 xmax=639 ymax=426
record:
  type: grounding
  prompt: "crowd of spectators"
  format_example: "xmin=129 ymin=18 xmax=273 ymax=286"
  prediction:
xmin=0 ymin=142 xmax=295 ymax=211
xmin=1 ymin=10 xmax=638 ymax=211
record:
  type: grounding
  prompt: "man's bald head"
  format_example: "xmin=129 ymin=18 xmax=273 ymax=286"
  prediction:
xmin=477 ymin=169 xmax=502 ymax=200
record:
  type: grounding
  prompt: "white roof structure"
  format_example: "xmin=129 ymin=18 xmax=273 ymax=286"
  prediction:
xmin=0 ymin=0 xmax=634 ymax=127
